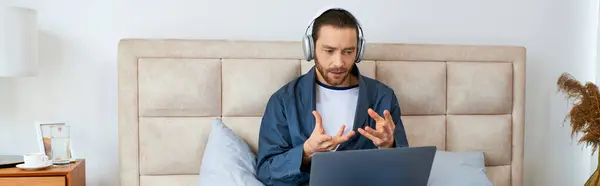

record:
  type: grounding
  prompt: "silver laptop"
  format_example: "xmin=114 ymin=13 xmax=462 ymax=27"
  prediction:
xmin=309 ymin=146 xmax=436 ymax=186
xmin=0 ymin=155 xmax=24 ymax=168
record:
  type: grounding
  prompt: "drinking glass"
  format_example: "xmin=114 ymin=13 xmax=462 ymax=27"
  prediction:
xmin=50 ymin=125 xmax=71 ymax=165
xmin=40 ymin=125 xmax=53 ymax=159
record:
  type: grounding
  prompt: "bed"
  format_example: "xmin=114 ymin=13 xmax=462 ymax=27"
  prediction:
xmin=117 ymin=39 xmax=525 ymax=186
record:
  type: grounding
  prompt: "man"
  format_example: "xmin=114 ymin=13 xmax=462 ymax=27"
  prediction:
xmin=255 ymin=7 xmax=409 ymax=186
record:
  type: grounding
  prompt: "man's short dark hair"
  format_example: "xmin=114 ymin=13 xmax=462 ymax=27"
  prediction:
xmin=311 ymin=9 xmax=360 ymax=42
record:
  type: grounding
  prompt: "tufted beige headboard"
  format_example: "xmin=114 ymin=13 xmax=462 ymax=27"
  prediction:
xmin=118 ymin=39 xmax=525 ymax=186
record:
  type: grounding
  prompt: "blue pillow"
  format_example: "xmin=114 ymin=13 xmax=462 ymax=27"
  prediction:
xmin=427 ymin=150 xmax=493 ymax=186
xmin=198 ymin=119 xmax=265 ymax=186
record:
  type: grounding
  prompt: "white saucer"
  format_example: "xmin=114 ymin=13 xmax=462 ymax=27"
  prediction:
xmin=16 ymin=162 xmax=53 ymax=170
xmin=51 ymin=159 xmax=77 ymax=165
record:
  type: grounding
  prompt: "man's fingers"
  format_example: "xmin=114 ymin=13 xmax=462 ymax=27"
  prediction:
xmin=358 ymin=128 xmax=383 ymax=145
xmin=312 ymin=110 xmax=322 ymax=127
xmin=368 ymin=108 xmax=384 ymax=122
xmin=336 ymin=125 xmax=346 ymax=137
xmin=340 ymin=130 xmax=356 ymax=143
xmin=320 ymin=141 xmax=333 ymax=149
xmin=382 ymin=123 xmax=393 ymax=137
xmin=384 ymin=110 xmax=393 ymax=123
xmin=312 ymin=110 xmax=324 ymax=133
xmin=383 ymin=110 xmax=395 ymax=133
xmin=332 ymin=138 xmax=345 ymax=145
xmin=333 ymin=130 xmax=356 ymax=144
xmin=365 ymin=126 xmax=381 ymax=137
xmin=343 ymin=130 xmax=356 ymax=139
xmin=316 ymin=134 xmax=332 ymax=143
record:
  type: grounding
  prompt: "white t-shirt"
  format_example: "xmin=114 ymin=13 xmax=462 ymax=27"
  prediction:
xmin=315 ymin=81 xmax=359 ymax=150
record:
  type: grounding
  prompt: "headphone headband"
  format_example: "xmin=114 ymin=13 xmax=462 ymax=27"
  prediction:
xmin=302 ymin=7 xmax=366 ymax=63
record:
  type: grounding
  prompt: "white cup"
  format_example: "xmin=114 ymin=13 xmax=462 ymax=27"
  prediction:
xmin=23 ymin=153 xmax=49 ymax=167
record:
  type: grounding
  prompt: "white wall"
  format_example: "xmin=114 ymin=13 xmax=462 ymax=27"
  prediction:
xmin=0 ymin=79 xmax=14 ymax=150
xmin=1 ymin=0 xmax=598 ymax=186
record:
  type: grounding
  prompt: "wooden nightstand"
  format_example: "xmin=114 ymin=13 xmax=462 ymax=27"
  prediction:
xmin=0 ymin=159 xmax=85 ymax=186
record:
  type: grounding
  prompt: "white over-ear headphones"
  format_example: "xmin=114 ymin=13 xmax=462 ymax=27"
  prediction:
xmin=302 ymin=7 xmax=366 ymax=63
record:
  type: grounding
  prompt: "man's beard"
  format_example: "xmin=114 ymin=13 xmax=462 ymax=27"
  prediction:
xmin=315 ymin=61 xmax=350 ymax=86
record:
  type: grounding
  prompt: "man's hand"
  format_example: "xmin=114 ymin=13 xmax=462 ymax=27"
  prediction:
xmin=358 ymin=108 xmax=396 ymax=149
xmin=303 ymin=111 xmax=355 ymax=161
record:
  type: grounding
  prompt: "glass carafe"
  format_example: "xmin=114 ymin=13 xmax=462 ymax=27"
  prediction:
xmin=50 ymin=125 xmax=71 ymax=165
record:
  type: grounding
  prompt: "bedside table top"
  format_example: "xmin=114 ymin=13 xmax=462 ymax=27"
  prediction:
xmin=0 ymin=159 xmax=85 ymax=177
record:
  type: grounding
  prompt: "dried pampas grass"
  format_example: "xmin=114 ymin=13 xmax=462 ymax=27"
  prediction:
xmin=556 ymin=72 xmax=600 ymax=155
xmin=558 ymin=72 xmax=600 ymax=186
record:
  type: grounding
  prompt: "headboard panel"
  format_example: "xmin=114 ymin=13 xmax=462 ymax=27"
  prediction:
xmin=118 ymin=39 xmax=525 ymax=186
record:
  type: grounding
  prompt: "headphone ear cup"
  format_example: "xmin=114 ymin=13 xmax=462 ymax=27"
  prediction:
xmin=302 ymin=35 xmax=314 ymax=61
xmin=308 ymin=36 xmax=315 ymax=61
xmin=355 ymin=37 xmax=365 ymax=63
